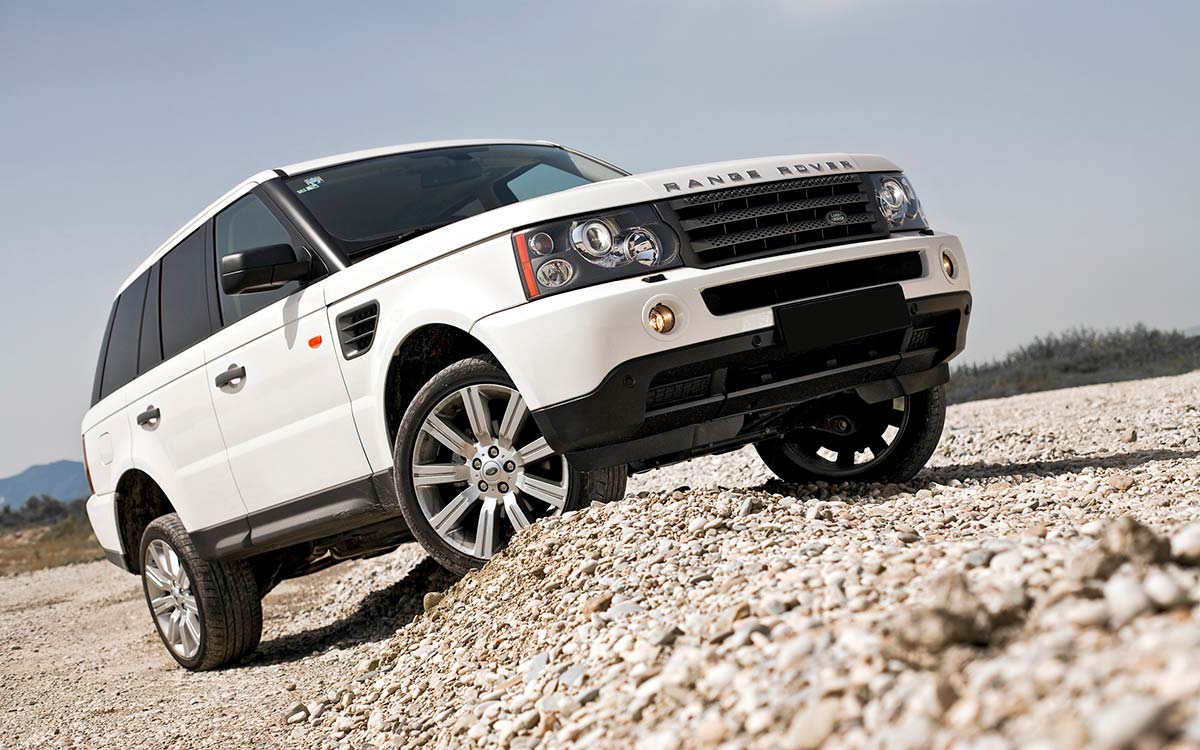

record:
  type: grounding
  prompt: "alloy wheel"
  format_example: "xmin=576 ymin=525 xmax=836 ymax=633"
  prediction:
xmin=412 ymin=383 xmax=569 ymax=559
xmin=143 ymin=539 xmax=202 ymax=659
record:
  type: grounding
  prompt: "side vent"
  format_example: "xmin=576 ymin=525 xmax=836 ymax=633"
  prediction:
xmin=336 ymin=302 xmax=379 ymax=360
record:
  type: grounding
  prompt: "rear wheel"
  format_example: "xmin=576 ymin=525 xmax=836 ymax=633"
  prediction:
xmin=395 ymin=356 xmax=626 ymax=576
xmin=756 ymin=385 xmax=946 ymax=484
xmin=139 ymin=513 xmax=262 ymax=671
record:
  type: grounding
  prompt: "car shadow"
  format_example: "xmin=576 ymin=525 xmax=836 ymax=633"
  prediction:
xmin=923 ymin=448 xmax=1199 ymax=482
xmin=754 ymin=448 xmax=1198 ymax=498
xmin=246 ymin=554 xmax=460 ymax=668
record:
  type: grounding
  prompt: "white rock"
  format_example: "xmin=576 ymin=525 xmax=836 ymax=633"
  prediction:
xmin=1104 ymin=576 xmax=1152 ymax=627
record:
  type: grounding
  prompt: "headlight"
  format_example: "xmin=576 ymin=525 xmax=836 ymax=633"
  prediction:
xmin=871 ymin=174 xmax=927 ymax=231
xmin=512 ymin=204 xmax=680 ymax=299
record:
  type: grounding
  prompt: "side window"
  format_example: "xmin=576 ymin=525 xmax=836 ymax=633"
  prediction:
xmin=160 ymin=225 xmax=214 ymax=359
xmin=138 ymin=263 xmax=162 ymax=374
xmin=215 ymin=193 xmax=302 ymax=325
xmin=505 ymin=163 xmax=591 ymax=201
xmin=99 ymin=269 xmax=149 ymax=400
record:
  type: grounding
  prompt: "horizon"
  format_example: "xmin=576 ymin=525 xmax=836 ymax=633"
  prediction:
xmin=2 ymin=0 xmax=1198 ymax=475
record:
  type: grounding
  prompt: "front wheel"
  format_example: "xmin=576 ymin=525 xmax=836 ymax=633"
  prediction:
xmin=394 ymin=356 xmax=626 ymax=576
xmin=755 ymin=385 xmax=947 ymax=484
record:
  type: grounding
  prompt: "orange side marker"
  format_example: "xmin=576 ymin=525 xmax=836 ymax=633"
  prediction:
xmin=308 ymin=335 xmax=323 ymax=349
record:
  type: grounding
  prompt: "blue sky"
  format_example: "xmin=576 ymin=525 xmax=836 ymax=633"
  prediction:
xmin=1 ymin=0 xmax=1197 ymax=475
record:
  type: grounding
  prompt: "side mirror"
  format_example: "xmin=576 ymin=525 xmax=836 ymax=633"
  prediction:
xmin=220 ymin=244 xmax=310 ymax=295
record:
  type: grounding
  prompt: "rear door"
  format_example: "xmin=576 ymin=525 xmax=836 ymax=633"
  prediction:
xmin=120 ymin=227 xmax=247 ymax=535
xmin=203 ymin=191 xmax=372 ymax=518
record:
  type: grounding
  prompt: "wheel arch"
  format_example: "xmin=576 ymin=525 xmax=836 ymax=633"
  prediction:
xmin=382 ymin=323 xmax=496 ymax=450
xmin=114 ymin=468 xmax=176 ymax=573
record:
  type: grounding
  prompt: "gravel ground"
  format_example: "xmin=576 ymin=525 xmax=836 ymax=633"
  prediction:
xmin=3 ymin=371 xmax=1199 ymax=749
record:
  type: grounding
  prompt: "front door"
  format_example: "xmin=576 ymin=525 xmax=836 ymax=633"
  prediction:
xmin=203 ymin=192 xmax=372 ymax=518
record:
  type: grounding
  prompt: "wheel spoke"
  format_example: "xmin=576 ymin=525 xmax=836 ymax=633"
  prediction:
xmin=421 ymin=414 xmax=474 ymax=458
xmin=144 ymin=564 xmax=172 ymax=592
xmin=461 ymin=386 xmax=494 ymax=445
xmin=836 ymin=449 xmax=855 ymax=467
xmin=520 ymin=474 xmax=567 ymax=509
xmin=170 ymin=555 xmax=188 ymax=588
xmin=868 ymin=435 xmax=889 ymax=458
xmin=517 ymin=436 xmax=554 ymax=464
xmin=150 ymin=594 xmax=174 ymax=616
xmin=180 ymin=593 xmax=198 ymax=616
xmin=473 ymin=497 xmax=499 ymax=558
xmin=151 ymin=543 xmax=172 ymax=580
xmin=182 ymin=613 xmax=201 ymax=653
xmin=888 ymin=408 xmax=905 ymax=427
xmin=497 ymin=392 xmax=528 ymax=448
xmin=165 ymin=611 xmax=180 ymax=648
xmin=503 ymin=494 xmax=533 ymax=532
xmin=412 ymin=462 xmax=470 ymax=486
xmin=429 ymin=486 xmax=480 ymax=534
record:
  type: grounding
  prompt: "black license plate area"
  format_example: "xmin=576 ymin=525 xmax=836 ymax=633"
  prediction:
xmin=775 ymin=285 xmax=909 ymax=353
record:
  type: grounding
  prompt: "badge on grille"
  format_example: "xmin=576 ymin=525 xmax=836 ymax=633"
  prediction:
xmin=826 ymin=210 xmax=848 ymax=224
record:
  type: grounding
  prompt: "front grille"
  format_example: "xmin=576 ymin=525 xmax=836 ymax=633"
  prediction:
xmin=666 ymin=173 xmax=888 ymax=267
xmin=701 ymin=251 xmax=924 ymax=316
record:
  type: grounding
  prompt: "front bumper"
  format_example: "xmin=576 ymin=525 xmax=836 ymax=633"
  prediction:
xmin=471 ymin=231 xmax=971 ymax=469
xmin=533 ymin=290 xmax=969 ymax=469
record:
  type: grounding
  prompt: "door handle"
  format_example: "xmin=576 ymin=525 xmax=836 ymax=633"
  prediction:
xmin=136 ymin=406 xmax=160 ymax=427
xmin=214 ymin=365 xmax=247 ymax=389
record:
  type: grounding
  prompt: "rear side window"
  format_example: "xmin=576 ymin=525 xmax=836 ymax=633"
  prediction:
xmin=99 ymin=269 xmax=150 ymax=400
xmin=160 ymin=226 xmax=213 ymax=359
xmin=138 ymin=263 xmax=162 ymax=374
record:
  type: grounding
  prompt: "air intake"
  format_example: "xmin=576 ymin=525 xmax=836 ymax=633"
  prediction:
xmin=336 ymin=302 xmax=379 ymax=359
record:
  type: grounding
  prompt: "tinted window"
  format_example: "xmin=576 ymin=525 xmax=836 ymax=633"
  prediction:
xmin=91 ymin=301 xmax=119 ymax=406
xmin=506 ymin=163 xmax=591 ymax=201
xmin=284 ymin=144 xmax=624 ymax=261
xmin=160 ymin=225 xmax=213 ymax=358
xmin=100 ymin=269 xmax=149 ymax=400
xmin=215 ymin=194 xmax=301 ymax=324
xmin=138 ymin=263 xmax=162 ymax=374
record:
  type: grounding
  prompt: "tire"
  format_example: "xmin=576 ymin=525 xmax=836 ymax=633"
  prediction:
xmin=139 ymin=513 xmax=262 ymax=671
xmin=394 ymin=356 xmax=626 ymax=576
xmin=756 ymin=385 xmax=946 ymax=484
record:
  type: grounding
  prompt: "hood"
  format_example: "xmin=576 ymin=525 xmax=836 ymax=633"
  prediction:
xmin=324 ymin=152 xmax=900 ymax=303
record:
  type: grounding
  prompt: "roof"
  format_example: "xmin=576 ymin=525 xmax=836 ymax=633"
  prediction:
xmin=277 ymin=138 xmax=560 ymax=177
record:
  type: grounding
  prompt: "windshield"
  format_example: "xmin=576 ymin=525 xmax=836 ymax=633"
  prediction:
xmin=284 ymin=144 xmax=626 ymax=261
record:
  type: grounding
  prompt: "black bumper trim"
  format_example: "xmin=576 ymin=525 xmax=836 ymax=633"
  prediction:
xmin=532 ymin=290 xmax=970 ymax=470
xmin=103 ymin=547 xmax=131 ymax=572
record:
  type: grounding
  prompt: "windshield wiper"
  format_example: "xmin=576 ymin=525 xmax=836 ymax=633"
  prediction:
xmin=347 ymin=221 xmax=459 ymax=260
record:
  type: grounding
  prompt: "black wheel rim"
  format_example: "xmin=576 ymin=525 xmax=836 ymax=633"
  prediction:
xmin=778 ymin=395 xmax=911 ymax=478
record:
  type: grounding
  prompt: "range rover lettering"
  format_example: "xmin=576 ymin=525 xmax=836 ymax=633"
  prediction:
xmin=81 ymin=140 xmax=971 ymax=669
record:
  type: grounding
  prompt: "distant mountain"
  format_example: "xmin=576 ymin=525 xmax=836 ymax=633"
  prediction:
xmin=1186 ymin=325 xmax=1200 ymax=338
xmin=0 ymin=460 xmax=89 ymax=509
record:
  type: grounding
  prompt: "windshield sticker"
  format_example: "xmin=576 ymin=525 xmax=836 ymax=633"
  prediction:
xmin=296 ymin=176 xmax=324 ymax=194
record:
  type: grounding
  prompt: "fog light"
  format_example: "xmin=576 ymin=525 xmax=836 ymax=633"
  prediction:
xmin=941 ymin=251 xmax=956 ymax=279
xmin=648 ymin=303 xmax=675 ymax=334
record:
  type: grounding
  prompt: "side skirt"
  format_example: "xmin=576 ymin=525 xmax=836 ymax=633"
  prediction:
xmin=190 ymin=468 xmax=402 ymax=561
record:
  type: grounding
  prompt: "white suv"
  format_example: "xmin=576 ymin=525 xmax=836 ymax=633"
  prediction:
xmin=82 ymin=140 xmax=971 ymax=669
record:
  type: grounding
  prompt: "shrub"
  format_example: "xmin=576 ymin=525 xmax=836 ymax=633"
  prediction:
xmin=947 ymin=325 xmax=1200 ymax=404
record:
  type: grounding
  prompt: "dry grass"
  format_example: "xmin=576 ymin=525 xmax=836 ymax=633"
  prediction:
xmin=0 ymin=518 xmax=105 ymax=576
